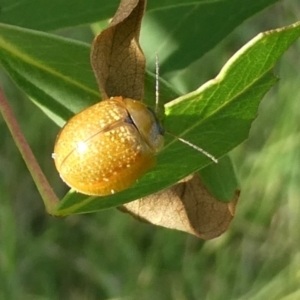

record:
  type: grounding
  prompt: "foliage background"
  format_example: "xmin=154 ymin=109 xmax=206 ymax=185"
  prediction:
xmin=0 ymin=0 xmax=300 ymax=299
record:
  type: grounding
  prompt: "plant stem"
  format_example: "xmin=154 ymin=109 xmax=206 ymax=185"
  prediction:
xmin=0 ymin=88 xmax=60 ymax=215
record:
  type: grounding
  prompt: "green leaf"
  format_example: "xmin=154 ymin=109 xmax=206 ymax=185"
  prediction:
xmin=0 ymin=0 xmax=119 ymax=31
xmin=0 ymin=24 xmax=178 ymax=126
xmin=1 ymin=0 xmax=280 ymax=75
xmin=142 ymin=0 xmax=281 ymax=74
xmin=52 ymin=22 xmax=300 ymax=216
xmin=0 ymin=24 xmax=99 ymax=126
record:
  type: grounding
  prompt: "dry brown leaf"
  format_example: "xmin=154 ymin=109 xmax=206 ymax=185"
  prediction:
xmin=120 ymin=174 xmax=239 ymax=239
xmin=91 ymin=0 xmax=146 ymax=100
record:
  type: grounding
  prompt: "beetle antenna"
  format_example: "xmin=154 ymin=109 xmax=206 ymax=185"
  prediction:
xmin=155 ymin=52 xmax=159 ymax=114
xmin=154 ymin=52 xmax=217 ymax=164
xmin=166 ymin=131 xmax=218 ymax=163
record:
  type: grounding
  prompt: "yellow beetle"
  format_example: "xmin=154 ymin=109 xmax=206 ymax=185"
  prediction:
xmin=53 ymin=97 xmax=164 ymax=196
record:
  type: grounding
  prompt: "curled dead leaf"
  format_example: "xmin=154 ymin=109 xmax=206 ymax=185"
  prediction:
xmin=91 ymin=0 xmax=146 ymax=100
xmin=120 ymin=173 xmax=239 ymax=239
